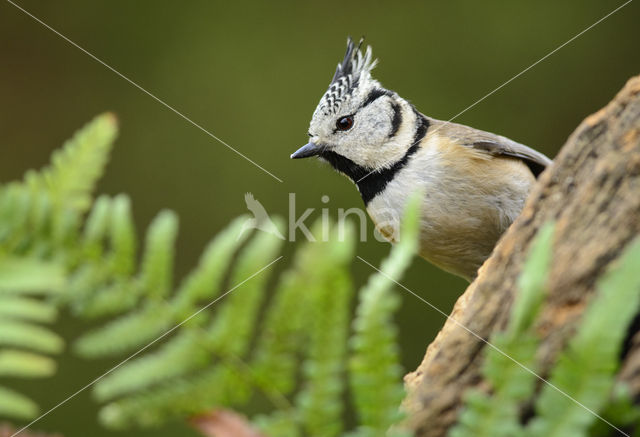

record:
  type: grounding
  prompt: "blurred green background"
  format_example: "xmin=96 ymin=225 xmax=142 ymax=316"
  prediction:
xmin=1 ymin=1 xmax=638 ymax=436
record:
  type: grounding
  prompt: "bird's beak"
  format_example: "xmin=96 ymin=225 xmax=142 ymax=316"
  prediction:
xmin=290 ymin=142 xmax=323 ymax=159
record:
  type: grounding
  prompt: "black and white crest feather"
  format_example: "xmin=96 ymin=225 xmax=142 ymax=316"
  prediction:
xmin=316 ymin=37 xmax=378 ymax=116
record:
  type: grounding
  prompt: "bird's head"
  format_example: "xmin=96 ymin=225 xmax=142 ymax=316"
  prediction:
xmin=291 ymin=37 xmax=421 ymax=176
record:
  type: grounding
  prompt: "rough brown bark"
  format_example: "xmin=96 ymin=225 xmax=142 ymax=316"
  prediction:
xmin=402 ymin=75 xmax=640 ymax=437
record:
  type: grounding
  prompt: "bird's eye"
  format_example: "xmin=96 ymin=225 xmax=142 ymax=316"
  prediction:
xmin=336 ymin=116 xmax=354 ymax=131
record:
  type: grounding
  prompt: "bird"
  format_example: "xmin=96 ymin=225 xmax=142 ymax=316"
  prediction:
xmin=238 ymin=193 xmax=285 ymax=240
xmin=291 ymin=38 xmax=552 ymax=281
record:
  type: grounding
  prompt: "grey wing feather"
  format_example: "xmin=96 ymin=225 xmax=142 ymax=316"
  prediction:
xmin=428 ymin=118 xmax=553 ymax=177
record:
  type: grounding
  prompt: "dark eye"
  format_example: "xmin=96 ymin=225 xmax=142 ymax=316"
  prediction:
xmin=336 ymin=116 xmax=354 ymax=131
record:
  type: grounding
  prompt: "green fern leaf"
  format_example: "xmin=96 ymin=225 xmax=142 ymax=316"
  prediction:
xmin=296 ymin=222 xmax=356 ymax=437
xmin=0 ymin=386 xmax=39 ymax=419
xmin=39 ymin=113 xmax=117 ymax=213
xmin=0 ymin=319 xmax=64 ymax=354
xmin=138 ymin=210 xmax=178 ymax=300
xmin=94 ymin=220 xmax=284 ymax=427
xmin=254 ymin=411 xmax=301 ymax=437
xmin=526 ymin=237 xmax=640 ymax=437
xmin=0 ymin=114 xmax=119 ymax=421
xmin=107 ymin=194 xmax=137 ymax=277
xmin=94 ymin=329 xmax=207 ymax=402
xmin=74 ymin=215 xmax=251 ymax=356
xmin=97 ymin=366 xmax=226 ymax=428
xmin=448 ymin=223 xmax=554 ymax=437
xmin=171 ymin=215 xmax=250 ymax=320
xmin=0 ymin=349 xmax=56 ymax=378
xmin=80 ymin=195 xmax=112 ymax=260
xmin=297 ymin=267 xmax=352 ymax=437
xmin=348 ymin=194 xmax=420 ymax=435
xmin=0 ymin=257 xmax=64 ymax=294
xmin=0 ymin=296 xmax=57 ymax=323
xmin=204 ymin=220 xmax=285 ymax=355
xmin=74 ymin=302 xmax=173 ymax=357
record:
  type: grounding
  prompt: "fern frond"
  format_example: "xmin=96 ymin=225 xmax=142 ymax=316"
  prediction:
xmin=250 ymin=240 xmax=328 ymax=397
xmin=138 ymin=210 xmax=178 ymax=300
xmin=0 ymin=296 xmax=57 ymax=323
xmin=205 ymin=220 xmax=285 ymax=355
xmin=68 ymin=195 xmax=136 ymax=317
xmin=250 ymin=267 xmax=310 ymax=396
xmin=97 ymin=366 xmax=229 ymax=428
xmin=80 ymin=195 xmax=112 ymax=260
xmin=525 ymin=237 xmax=640 ymax=437
xmin=0 ymin=114 xmax=418 ymax=434
xmin=297 ymin=267 xmax=352 ymax=437
xmin=449 ymin=222 xmax=555 ymax=437
xmin=0 ymin=257 xmax=64 ymax=294
xmin=0 ymin=349 xmax=56 ymax=378
xmin=509 ymin=222 xmax=555 ymax=336
xmin=94 ymin=329 xmax=207 ymax=402
xmin=171 ymin=215 xmax=249 ymax=320
xmin=0 ymin=319 xmax=64 ymax=354
xmin=589 ymin=383 xmax=640 ymax=436
xmin=0 ymin=114 xmax=120 ymax=421
xmin=73 ymin=210 xmax=179 ymax=354
xmin=38 ymin=113 xmax=117 ymax=213
xmin=74 ymin=215 xmax=255 ymax=356
xmin=74 ymin=302 xmax=173 ymax=357
xmin=107 ymin=194 xmax=137 ymax=277
xmin=0 ymin=386 xmax=39 ymax=419
xmin=296 ymin=223 xmax=355 ymax=437
xmin=78 ymin=280 xmax=139 ymax=318
xmin=92 ymin=220 xmax=285 ymax=427
xmin=253 ymin=411 xmax=301 ymax=437
xmin=348 ymin=195 xmax=420 ymax=436
xmin=0 ymin=183 xmax=51 ymax=255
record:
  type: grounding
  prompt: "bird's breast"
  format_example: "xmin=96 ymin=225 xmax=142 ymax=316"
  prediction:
xmin=364 ymin=135 xmax=536 ymax=280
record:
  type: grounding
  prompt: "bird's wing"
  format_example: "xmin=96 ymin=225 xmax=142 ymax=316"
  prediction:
xmin=427 ymin=118 xmax=553 ymax=177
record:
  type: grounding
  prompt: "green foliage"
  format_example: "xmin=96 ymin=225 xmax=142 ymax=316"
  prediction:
xmin=449 ymin=222 xmax=554 ymax=437
xmin=0 ymin=386 xmax=39 ymax=420
xmin=0 ymin=114 xmax=416 ymax=437
xmin=4 ymin=112 xmax=640 ymax=437
xmin=589 ymin=384 xmax=640 ymax=437
xmin=37 ymin=113 xmax=116 ymax=213
xmin=450 ymin=226 xmax=640 ymax=437
xmin=294 ymin=224 xmax=354 ymax=437
xmin=0 ymin=113 xmax=116 ymax=419
xmin=346 ymin=195 xmax=420 ymax=437
xmin=4 ymin=111 xmax=639 ymax=437
xmin=89 ymin=213 xmax=415 ymax=436
xmin=525 ymin=238 xmax=640 ymax=437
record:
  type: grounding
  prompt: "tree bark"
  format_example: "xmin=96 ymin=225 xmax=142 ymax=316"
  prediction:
xmin=402 ymin=75 xmax=640 ymax=437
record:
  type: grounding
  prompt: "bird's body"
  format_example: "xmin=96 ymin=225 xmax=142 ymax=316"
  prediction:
xmin=365 ymin=118 xmax=537 ymax=279
xmin=292 ymin=39 xmax=551 ymax=281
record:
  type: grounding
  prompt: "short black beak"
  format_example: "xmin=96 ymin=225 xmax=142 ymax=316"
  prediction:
xmin=290 ymin=142 xmax=323 ymax=159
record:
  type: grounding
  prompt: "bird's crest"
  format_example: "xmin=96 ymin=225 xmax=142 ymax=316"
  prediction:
xmin=317 ymin=37 xmax=378 ymax=116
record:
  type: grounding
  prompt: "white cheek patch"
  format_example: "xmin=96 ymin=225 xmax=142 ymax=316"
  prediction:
xmin=360 ymin=100 xmax=418 ymax=169
xmin=386 ymin=102 xmax=416 ymax=149
xmin=327 ymin=99 xmax=389 ymax=166
xmin=359 ymin=108 xmax=389 ymax=142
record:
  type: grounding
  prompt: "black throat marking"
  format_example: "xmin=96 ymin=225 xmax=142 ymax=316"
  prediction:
xmin=320 ymin=112 xmax=430 ymax=205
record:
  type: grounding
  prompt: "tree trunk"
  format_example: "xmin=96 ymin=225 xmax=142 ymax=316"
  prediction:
xmin=402 ymin=75 xmax=640 ymax=437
